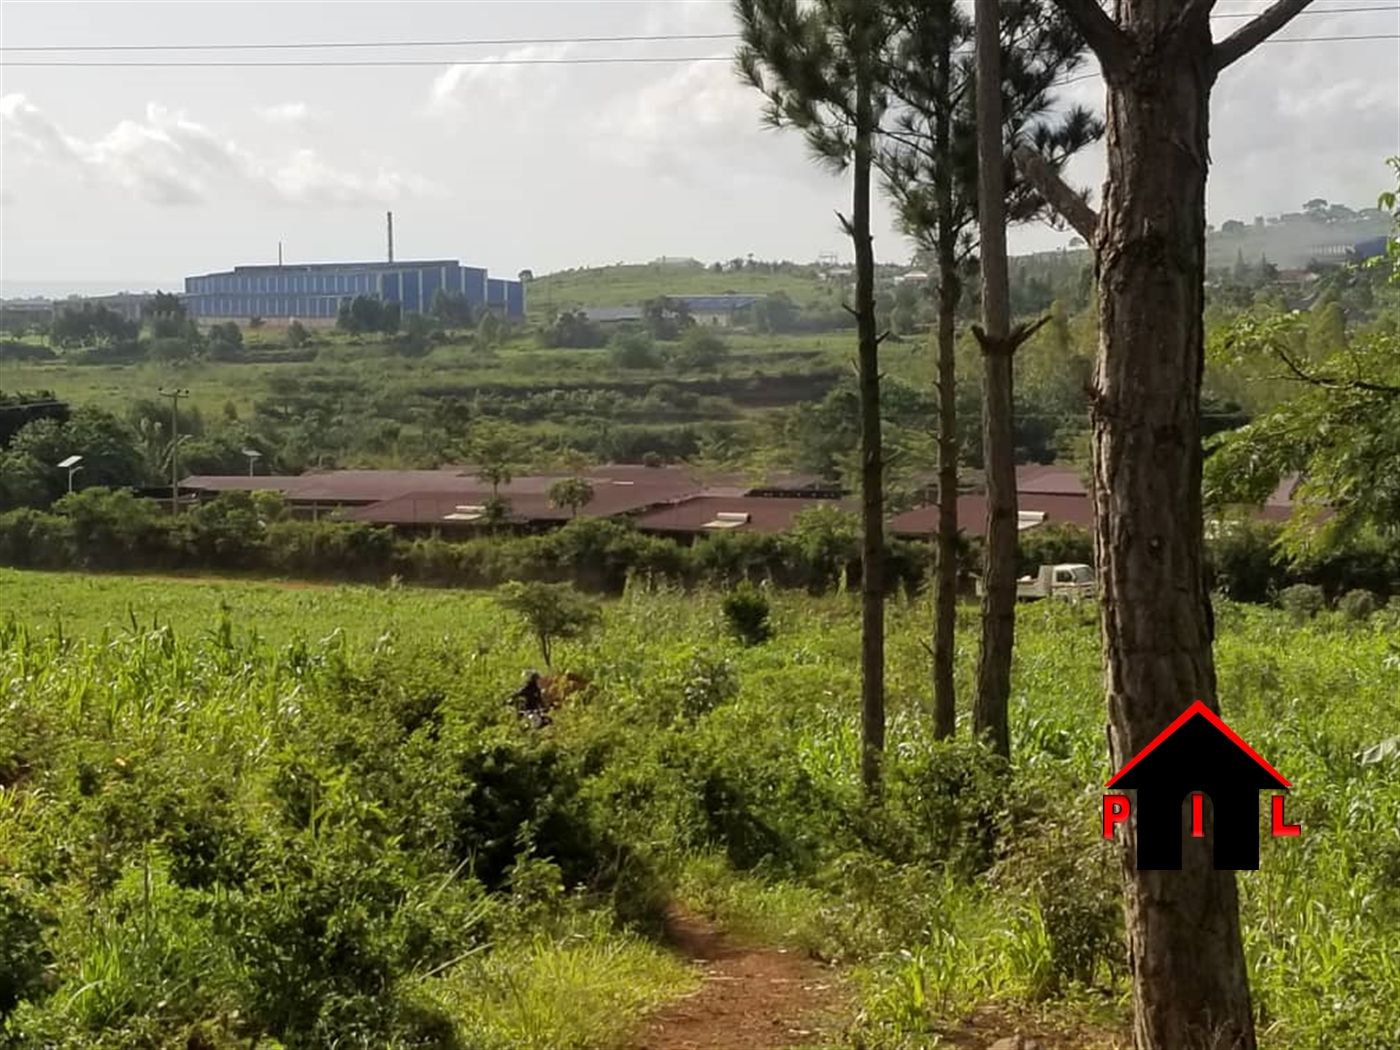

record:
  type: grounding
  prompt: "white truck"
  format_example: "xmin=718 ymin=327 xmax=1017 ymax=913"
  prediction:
xmin=976 ymin=563 xmax=1097 ymax=601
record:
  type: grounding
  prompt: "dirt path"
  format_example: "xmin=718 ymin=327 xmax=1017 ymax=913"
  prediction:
xmin=630 ymin=907 xmax=849 ymax=1050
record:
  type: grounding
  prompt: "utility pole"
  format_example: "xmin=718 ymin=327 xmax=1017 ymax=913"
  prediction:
xmin=158 ymin=387 xmax=190 ymax=515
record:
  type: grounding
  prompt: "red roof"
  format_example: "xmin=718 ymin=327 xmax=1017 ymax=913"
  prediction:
xmin=1016 ymin=464 xmax=1089 ymax=496
xmin=635 ymin=495 xmax=857 ymax=534
xmin=889 ymin=493 xmax=1096 ymax=538
xmin=182 ymin=475 xmax=306 ymax=493
xmin=345 ymin=484 xmax=680 ymax=525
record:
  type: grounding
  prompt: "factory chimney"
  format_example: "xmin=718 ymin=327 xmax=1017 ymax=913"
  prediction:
xmin=278 ymin=241 xmax=283 ymax=267
xmin=387 ymin=211 xmax=394 ymax=263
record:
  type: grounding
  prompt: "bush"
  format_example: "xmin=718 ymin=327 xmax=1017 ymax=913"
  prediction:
xmin=671 ymin=328 xmax=729 ymax=370
xmin=1208 ymin=520 xmax=1287 ymax=602
xmin=721 ymin=585 xmax=774 ymax=646
xmin=609 ymin=333 xmax=662 ymax=370
xmin=1279 ymin=583 xmax=1326 ymax=623
xmin=1339 ymin=588 xmax=1380 ymax=622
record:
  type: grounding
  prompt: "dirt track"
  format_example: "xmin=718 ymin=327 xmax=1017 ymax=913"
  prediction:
xmin=629 ymin=907 xmax=849 ymax=1050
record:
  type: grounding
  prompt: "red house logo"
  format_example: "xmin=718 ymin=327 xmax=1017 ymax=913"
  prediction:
xmin=1103 ymin=701 xmax=1301 ymax=870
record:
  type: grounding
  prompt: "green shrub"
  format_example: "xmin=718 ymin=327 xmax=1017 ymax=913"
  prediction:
xmin=1338 ymin=588 xmax=1380 ymax=622
xmin=0 ymin=882 xmax=50 ymax=1021
xmin=1278 ymin=583 xmax=1326 ymax=622
xmin=990 ymin=820 xmax=1123 ymax=995
xmin=721 ymin=585 xmax=774 ymax=646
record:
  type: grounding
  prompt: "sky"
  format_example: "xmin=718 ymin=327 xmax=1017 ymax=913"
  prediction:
xmin=1 ymin=0 xmax=1397 ymax=298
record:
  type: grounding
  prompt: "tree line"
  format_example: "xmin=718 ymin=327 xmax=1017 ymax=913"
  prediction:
xmin=732 ymin=2 xmax=1394 ymax=1047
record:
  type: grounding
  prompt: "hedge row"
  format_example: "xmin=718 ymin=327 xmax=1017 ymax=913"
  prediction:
xmin=1 ymin=490 xmax=1395 ymax=602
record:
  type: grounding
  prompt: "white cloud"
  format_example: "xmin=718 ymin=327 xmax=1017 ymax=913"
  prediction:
xmin=270 ymin=149 xmax=436 ymax=205
xmin=0 ymin=187 xmax=13 ymax=207
xmin=587 ymin=57 xmax=819 ymax=191
xmin=429 ymin=43 xmax=575 ymax=113
xmin=256 ymin=102 xmax=317 ymax=126
xmin=0 ymin=93 xmax=436 ymax=208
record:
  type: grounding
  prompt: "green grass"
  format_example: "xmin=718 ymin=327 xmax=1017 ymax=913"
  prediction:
xmin=424 ymin=921 xmax=697 ymax=1050
xmin=1 ymin=571 xmax=1396 ymax=1048
xmin=526 ymin=261 xmax=843 ymax=319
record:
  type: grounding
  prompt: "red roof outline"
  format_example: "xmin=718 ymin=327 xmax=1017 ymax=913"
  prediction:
xmin=1105 ymin=700 xmax=1290 ymax=789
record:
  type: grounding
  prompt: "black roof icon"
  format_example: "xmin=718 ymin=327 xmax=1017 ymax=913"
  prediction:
xmin=1107 ymin=701 xmax=1290 ymax=871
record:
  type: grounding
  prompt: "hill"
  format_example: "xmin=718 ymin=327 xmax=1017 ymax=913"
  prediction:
xmin=526 ymin=259 xmax=870 ymax=320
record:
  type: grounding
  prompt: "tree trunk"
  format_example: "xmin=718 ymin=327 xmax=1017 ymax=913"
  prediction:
xmin=853 ymin=66 xmax=886 ymax=797
xmin=931 ymin=40 xmax=958 ymax=742
xmin=1091 ymin=6 xmax=1254 ymax=1047
xmin=971 ymin=0 xmax=1014 ymax=760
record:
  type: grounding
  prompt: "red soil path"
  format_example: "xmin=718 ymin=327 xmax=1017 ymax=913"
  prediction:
xmin=629 ymin=907 xmax=850 ymax=1050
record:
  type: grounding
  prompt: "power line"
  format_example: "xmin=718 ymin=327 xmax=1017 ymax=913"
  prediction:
xmin=0 ymin=32 xmax=740 ymax=54
xmin=3 ymin=34 xmax=1395 ymax=68
xmin=2 ymin=7 xmax=1395 ymax=55
xmin=2 ymin=55 xmax=730 ymax=68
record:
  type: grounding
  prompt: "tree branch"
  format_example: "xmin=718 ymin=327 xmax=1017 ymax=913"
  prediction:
xmin=1009 ymin=313 xmax=1053 ymax=350
xmin=1012 ymin=146 xmax=1099 ymax=243
xmin=1051 ymin=0 xmax=1133 ymax=74
xmin=1272 ymin=340 xmax=1400 ymax=396
xmin=1211 ymin=0 xmax=1314 ymax=75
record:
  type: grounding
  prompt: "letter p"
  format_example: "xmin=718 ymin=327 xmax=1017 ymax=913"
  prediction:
xmin=1103 ymin=794 xmax=1130 ymax=839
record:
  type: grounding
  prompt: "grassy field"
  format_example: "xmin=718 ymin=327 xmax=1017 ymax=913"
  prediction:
xmin=0 ymin=331 xmax=852 ymax=416
xmin=524 ymin=261 xmax=846 ymax=319
xmin=1 ymin=570 xmax=1397 ymax=1048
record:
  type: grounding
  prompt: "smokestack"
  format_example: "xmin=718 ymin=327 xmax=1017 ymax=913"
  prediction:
xmin=278 ymin=241 xmax=283 ymax=267
xmin=387 ymin=211 xmax=394 ymax=263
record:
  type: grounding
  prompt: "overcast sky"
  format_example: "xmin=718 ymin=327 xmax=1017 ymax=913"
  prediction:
xmin=1 ymin=0 xmax=1397 ymax=297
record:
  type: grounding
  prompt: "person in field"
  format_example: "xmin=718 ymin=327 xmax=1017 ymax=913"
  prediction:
xmin=512 ymin=670 xmax=549 ymax=729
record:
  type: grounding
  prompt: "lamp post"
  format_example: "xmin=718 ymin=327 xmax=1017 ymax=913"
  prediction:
xmin=243 ymin=448 xmax=262 ymax=477
xmin=58 ymin=454 xmax=83 ymax=494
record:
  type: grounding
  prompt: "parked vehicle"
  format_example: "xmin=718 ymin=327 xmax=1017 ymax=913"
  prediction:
xmin=976 ymin=563 xmax=1097 ymax=601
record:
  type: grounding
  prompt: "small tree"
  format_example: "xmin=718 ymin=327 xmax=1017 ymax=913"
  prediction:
xmin=548 ymin=477 xmax=595 ymax=518
xmin=495 ymin=580 xmax=603 ymax=668
xmin=469 ymin=423 xmax=519 ymax=498
xmin=722 ymin=584 xmax=775 ymax=646
xmin=286 ymin=321 xmax=310 ymax=349
xmin=481 ymin=494 xmax=513 ymax=529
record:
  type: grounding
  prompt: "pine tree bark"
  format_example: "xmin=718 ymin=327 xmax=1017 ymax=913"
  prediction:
xmin=931 ymin=40 xmax=958 ymax=742
xmin=1041 ymin=1 xmax=1320 ymax=1045
xmin=971 ymin=0 xmax=1014 ymax=760
xmin=1095 ymin=45 xmax=1257 ymax=1046
xmin=853 ymin=65 xmax=886 ymax=797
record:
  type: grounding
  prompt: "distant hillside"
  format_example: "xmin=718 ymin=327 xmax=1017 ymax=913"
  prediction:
xmin=1204 ymin=212 xmax=1392 ymax=271
xmin=528 ymin=207 xmax=1393 ymax=321
xmin=526 ymin=260 xmax=905 ymax=320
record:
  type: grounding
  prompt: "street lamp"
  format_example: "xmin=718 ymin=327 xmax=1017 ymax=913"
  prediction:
xmin=242 ymin=448 xmax=262 ymax=477
xmin=57 ymin=454 xmax=83 ymax=494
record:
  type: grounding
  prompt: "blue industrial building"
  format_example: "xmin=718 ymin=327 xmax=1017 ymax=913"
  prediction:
xmin=183 ymin=259 xmax=525 ymax=322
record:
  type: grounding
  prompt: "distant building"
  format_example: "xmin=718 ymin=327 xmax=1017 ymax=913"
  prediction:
xmin=70 ymin=293 xmax=149 ymax=323
xmin=582 ymin=306 xmax=646 ymax=325
xmin=1352 ymin=236 xmax=1393 ymax=263
xmin=0 ymin=298 xmax=57 ymax=331
xmin=578 ymin=295 xmax=766 ymax=329
xmin=182 ymin=258 xmax=524 ymax=324
xmin=672 ymin=294 xmax=764 ymax=327
xmin=1 ymin=292 xmax=155 ymax=330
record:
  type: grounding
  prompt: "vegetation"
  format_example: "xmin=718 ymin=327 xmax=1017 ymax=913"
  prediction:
xmin=1 ymin=572 xmax=1396 ymax=1048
